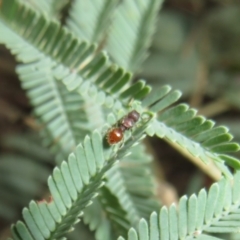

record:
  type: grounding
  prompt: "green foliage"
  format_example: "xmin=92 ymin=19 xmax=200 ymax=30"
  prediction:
xmin=0 ymin=0 xmax=150 ymax=109
xmin=0 ymin=133 xmax=52 ymax=221
xmin=2 ymin=1 xmax=234 ymax=178
xmin=106 ymin=0 xmax=164 ymax=72
xmin=106 ymin=144 xmax=159 ymax=225
xmin=67 ymin=0 xmax=164 ymax=72
xmin=17 ymin=63 xmax=99 ymax=161
xmin=143 ymin=85 xmax=240 ymax=177
xmin=0 ymin=1 xmax=160 ymax=239
xmin=70 ymin=140 xmax=160 ymax=240
xmin=18 ymin=0 xmax=68 ymax=19
xmin=119 ymin=170 xmax=240 ymax=240
xmin=141 ymin=5 xmax=240 ymax=112
xmin=67 ymin=0 xmax=119 ymax=43
xmin=1 ymin=0 xmax=240 ymax=240
xmin=98 ymin=186 xmax=131 ymax=238
xmin=8 ymin=123 xmax=149 ymax=239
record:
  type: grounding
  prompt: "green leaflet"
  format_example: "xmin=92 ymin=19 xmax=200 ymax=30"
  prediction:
xmin=0 ymin=1 xmax=159 ymax=239
xmin=18 ymin=0 xmax=68 ymax=18
xmin=67 ymin=0 xmax=163 ymax=72
xmin=17 ymin=63 xmax=104 ymax=162
xmin=0 ymin=0 xmax=150 ymax=111
xmin=106 ymin=144 xmax=160 ymax=226
xmin=67 ymin=0 xmax=159 ymax=228
xmin=2 ymin=1 xmax=240 ymax=240
xmin=143 ymin=85 xmax=240 ymax=176
xmin=98 ymin=186 xmax=131 ymax=239
xmin=67 ymin=0 xmax=119 ymax=43
xmin=106 ymin=0 xmax=164 ymax=72
xmin=8 ymin=118 xmax=150 ymax=239
xmin=80 ymin=117 xmax=160 ymax=239
xmin=118 ymin=171 xmax=240 ymax=240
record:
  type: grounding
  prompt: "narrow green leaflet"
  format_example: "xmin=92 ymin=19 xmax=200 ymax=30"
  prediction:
xmin=118 ymin=170 xmax=240 ymax=240
xmin=0 ymin=1 xmax=159 ymax=239
xmin=8 ymin=115 xmax=151 ymax=239
xmin=67 ymin=0 xmax=163 ymax=72
xmin=99 ymin=186 xmax=131 ymax=239
xmin=0 ymin=0 xmax=149 ymax=112
xmin=143 ymin=85 xmax=240 ymax=176
xmin=106 ymin=0 xmax=164 ymax=72
xmin=77 ymin=185 xmax=131 ymax=240
xmin=17 ymin=63 xmax=104 ymax=162
xmin=67 ymin=0 xmax=119 ymax=43
xmin=106 ymin=144 xmax=160 ymax=226
xmin=18 ymin=0 xmax=68 ymax=18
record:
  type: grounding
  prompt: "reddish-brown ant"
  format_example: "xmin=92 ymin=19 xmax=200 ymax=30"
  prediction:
xmin=107 ymin=110 xmax=140 ymax=145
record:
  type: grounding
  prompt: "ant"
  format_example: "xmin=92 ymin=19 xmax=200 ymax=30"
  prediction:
xmin=107 ymin=110 xmax=140 ymax=145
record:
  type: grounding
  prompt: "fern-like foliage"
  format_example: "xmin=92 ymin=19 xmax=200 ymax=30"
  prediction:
xmin=82 ymin=197 xmax=113 ymax=240
xmin=18 ymin=0 xmax=68 ymax=19
xmin=118 ymin=170 xmax=240 ymax=240
xmin=16 ymin=70 xmax=159 ymax=233
xmin=65 ymin=1 xmax=163 ymax=205
xmin=0 ymin=1 xmax=160 ymax=239
xmin=0 ymin=133 xmax=52 ymax=221
xmin=0 ymin=0 xmax=150 ymax=111
xmin=99 ymin=186 xmax=131 ymax=239
xmin=10 ymin=131 xmax=108 ymax=240
xmin=77 ymin=117 xmax=160 ymax=240
xmin=106 ymin=144 xmax=159 ymax=225
xmin=2 ymin=1 xmax=240 ymax=239
xmin=1 ymin=0 xmax=148 ymax=160
xmin=17 ymin=63 xmax=104 ymax=162
xmin=67 ymin=0 xmax=119 ymax=43
xmin=67 ymin=0 xmax=163 ymax=72
xmin=3 ymin=0 xmax=238 ymax=177
xmin=142 ymin=85 xmax=240 ymax=177
xmin=8 ymin=120 xmax=149 ymax=239
xmin=106 ymin=0 xmax=164 ymax=72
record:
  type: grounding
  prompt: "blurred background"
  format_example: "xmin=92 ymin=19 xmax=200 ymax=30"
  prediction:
xmin=142 ymin=0 xmax=240 ymax=198
xmin=1 ymin=0 xmax=240 ymax=239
